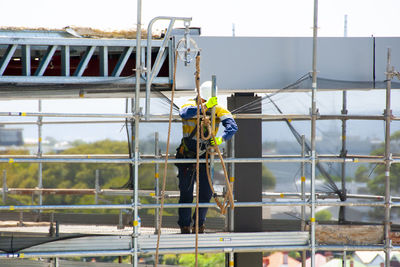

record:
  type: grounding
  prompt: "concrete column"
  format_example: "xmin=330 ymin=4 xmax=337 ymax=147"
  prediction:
xmin=228 ymin=93 xmax=262 ymax=267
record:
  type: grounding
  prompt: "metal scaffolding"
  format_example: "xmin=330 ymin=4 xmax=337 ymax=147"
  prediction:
xmin=1 ymin=12 xmax=400 ymax=267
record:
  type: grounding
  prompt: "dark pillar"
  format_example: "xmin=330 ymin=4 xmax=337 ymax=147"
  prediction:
xmin=228 ymin=93 xmax=262 ymax=267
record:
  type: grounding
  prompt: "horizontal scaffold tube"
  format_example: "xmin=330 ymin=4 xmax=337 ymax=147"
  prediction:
xmin=5 ymin=244 xmax=400 ymax=258
xmin=0 ymin=200 xmax=389 ymax=211
xmin=0 ymin=250 xmax=133 ymax=259
xmin=0 ymin=112 xmax=137 ymax=118
xmin=3 ymin=189 xmax=399 ymax=202
xmin=1 ymin=156 xmax=399 ymax=164
xmin=0 ymin=113 xmax=398 ymax=121
xmin=6 ymin=244 xmax=400 ymax=258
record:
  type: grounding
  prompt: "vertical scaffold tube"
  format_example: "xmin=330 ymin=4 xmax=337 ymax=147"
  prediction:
xmin=2 ymin=170 xmax=6 ymax=204
xmin=229 ymin=135 xmax=235 ymax=267
xmin=154 ymin=132 xmax=160 ymax=234
xmin=301 ymin=135 xmax=306 ymax=267
xmin=339 ymin=89 xmax=347 ymax=224
xmin=133 ymin=1 xmax=142 ymax=266
xmin=210 ymin=75 xmax=217 ymax=181
xmin=38 ymin=100 xmax=43 ymax=209
xmin=342 ymin=251 xmax=346 ymax=267
xmin=384 ymin=48 xmax=393 ymax=267
xmin=311 ymin=0 xmax=319 ymax=266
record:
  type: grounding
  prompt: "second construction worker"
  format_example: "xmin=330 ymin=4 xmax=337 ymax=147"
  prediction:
xmin=176 ymin=81 xmax=238 ymax=234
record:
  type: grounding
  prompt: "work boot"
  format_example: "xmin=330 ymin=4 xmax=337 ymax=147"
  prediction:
xmin=180 ymin=226 xmax=191 ymax=234
xmin=192 ymin=225 xmax=205 ymax=234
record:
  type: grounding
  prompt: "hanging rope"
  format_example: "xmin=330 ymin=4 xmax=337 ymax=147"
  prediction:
xmin=192 ymin=54 xmax=234 ymax=266
xmin=193 ymin=55 xmax=234 ymax=215
xmin=155 ymin=50 xmax=234 ymax=267
xmin=194 ymin=53 xmax=201 ymax=267
xmin=154 ymin=50 xmax=178 ymax=267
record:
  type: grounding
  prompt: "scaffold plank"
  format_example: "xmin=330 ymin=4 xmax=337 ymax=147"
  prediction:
xmin=16 ymin=232 xmax=309 ymax=255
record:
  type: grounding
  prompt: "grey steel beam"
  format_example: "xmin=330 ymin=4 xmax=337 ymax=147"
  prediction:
xmin=99 ymin=46 xmax=108 ymax=77
xmin=61 ymin=45 xmax=70 ymax=76
xmin=73 ymin=46 xmax=96 ymax=77
xmin=0 ymin=44 xmax=17 ymax=75
xmin=0 ymin=37 xmax=162 ymax=47
xmin=0 ymin=76 xmax=168 ymax=84
xmin=148 ymin=19 xmax=175 ymax=85
xmin=168 ymin=38 xmax=174 ymax=83
xmin=21 ymin=45 xmax=31 ymax=76
xmin=111 ymin=47 xmax=133 ymax=77
xmin=34 ymin=45 xmax=58 ymax=76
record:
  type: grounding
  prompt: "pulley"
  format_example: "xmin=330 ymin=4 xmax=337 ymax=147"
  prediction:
xmin=176 ymin=20 xmax=200 ymax=66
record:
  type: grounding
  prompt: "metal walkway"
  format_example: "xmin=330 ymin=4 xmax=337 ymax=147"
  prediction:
xmin=0 ymin=232 xmax=309 ymax=258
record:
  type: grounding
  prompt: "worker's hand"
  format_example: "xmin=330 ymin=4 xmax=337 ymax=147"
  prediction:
xmin=205 ymin=96 xmax=218 ymax=109
xmin=210 ymin=136 xmax=223 ymax=146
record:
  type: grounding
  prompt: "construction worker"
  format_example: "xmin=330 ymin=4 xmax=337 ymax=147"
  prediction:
xmin=176 ymin=81 xmax=238 ymax=234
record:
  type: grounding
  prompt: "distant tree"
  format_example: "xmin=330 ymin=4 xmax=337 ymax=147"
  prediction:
xmin=366 ymin=131 xmax=400 ymax=195
xmin=262 ymin=164 xmax=276 ymax=190
xmin=315 ymin=210 xmax=332 ymax=221
xmin=356 ymin=130 xmax=400 ymax=218
xmin=355 ymin=165 xmax=370 ymax=183
xmin=1 ymin=140 xmax=178 ymax=211
xmin=0 ymin=149 xmax=33 ymax=205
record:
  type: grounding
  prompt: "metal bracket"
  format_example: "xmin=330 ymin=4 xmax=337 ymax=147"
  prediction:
xmin=145 ymin=16 xmax=192 ymax=120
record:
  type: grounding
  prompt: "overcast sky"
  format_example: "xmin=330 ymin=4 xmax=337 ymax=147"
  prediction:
xmin=3 ymin=0 xmax=400 ymax=37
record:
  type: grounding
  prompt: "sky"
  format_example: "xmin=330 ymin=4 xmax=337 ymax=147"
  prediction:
xmin=1 ymin=0 xmax=400 ymax=143
xmin=3 ymin=0 xmax=400 ymax=37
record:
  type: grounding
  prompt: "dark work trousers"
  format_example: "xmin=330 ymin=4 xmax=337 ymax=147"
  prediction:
xmin=177 ymin=163 xmax=213 ymax=227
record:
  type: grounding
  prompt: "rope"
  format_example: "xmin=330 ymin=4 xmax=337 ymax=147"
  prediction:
xmin=154 ymin=50 xmax=178 ymax=267
xmin=194 ymin=54 xmax=201 ymax=267
xmin=192 ymin=58 xmax=234 ymax=215
xmin=155 ymin=51 xmax=234 ymax=267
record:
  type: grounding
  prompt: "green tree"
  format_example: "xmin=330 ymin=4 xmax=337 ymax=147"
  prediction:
xmin=315 ymin=209 xmax=332 ymax=221
xmin=0 ymin=149 xmax=34 ymax=205
xmin=178 ymin=253 xmax=225 ymax=267
xmin=356 ymin=130 xmax=400 ymax=218
xmin=366 ymin=131 xmax=400 ymax=195
xmin=355 ymin=165 xmax=369 ymax=182
xmin=262 ymin=164 xmax=276 ymax=190
xmin=1 ymin=140 xmax=179 ymax=210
